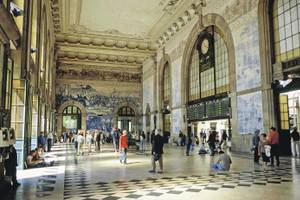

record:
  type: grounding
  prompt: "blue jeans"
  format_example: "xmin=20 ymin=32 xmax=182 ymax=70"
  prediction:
xmin=211 ymin=163 xmax=225 ymax=171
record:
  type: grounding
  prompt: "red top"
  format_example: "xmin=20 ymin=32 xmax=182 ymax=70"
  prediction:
xmin=268 ymin=130 xmax=279 ymax=144
xmin=120 ymin=135 xmax=128 ymax=148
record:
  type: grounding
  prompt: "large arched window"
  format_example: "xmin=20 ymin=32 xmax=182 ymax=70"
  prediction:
xmin=272 ymin=0 xmax=300 ymax=63
xmin=188 ymin=26 xmax=229 ymax=102
xmin=163 ymin=62 xmax=171 ymax=104
xmin=118 ymin=106 xmax=135 ymax=117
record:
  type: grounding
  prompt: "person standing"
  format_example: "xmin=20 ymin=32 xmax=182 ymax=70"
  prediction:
xmin=112 ymin=128 xmax=119 ymax=152
xmin=140 ymin=131 xmax=146 ymax=153
xmin=290 ymin=128 xmax=300 ymax=157
xmin=4 ymin=129 xmax=20 ymax=188
xmin=95 ymin=131 xmax=101 ymax=152
xmin=119 ymin=130 xmax=128 ymax=164
xmin=149 ymin=129 xmax=164 ymax=173
xmin=258 ymin=133 xmax=271 ymax=172
xmin=38 ymin=132 xmax=46 ymax=150
xmin=252 ymin=130 xmax=260 ymax=164
xmin=186 ymin=132 xmax=193 ymax=156
xmin=268 ymin=127 xmax=280 ymax=166
xmin=47 ymin=132 xmax=53 ymax=152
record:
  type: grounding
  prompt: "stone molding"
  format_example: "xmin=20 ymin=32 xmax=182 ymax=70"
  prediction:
xmin=57 ymin=50 xmax=147 ymax=65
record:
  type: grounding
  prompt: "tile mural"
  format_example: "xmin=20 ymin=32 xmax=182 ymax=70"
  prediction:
xmin=56 ymin=84 xmax=141 ymax=131
xmin=237 ymin=91 xmax=264 ymax=134
xmin=233 ymin=9 xmax=261 ymax=92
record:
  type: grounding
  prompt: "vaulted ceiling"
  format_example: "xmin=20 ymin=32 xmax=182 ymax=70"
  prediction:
xmin=51 ymin=0 xmax=204 ymax=81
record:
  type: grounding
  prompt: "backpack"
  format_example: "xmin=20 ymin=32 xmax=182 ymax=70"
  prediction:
xmin=264 ymin=145 xmax=271 ymax=157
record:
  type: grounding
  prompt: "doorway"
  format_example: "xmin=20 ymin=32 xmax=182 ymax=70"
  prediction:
xmin=62 ymin=105 xmax=82 ymax=134
xmin=117 ymin=106 xmax=135 ymax=133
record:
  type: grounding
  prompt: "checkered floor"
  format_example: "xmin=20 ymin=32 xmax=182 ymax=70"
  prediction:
xmin=62 ymin=145 xmax=299 ymax=200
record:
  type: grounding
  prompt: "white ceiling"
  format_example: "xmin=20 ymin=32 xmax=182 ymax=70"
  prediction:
xmin=79 ymin=0 xmax=163 ymax=38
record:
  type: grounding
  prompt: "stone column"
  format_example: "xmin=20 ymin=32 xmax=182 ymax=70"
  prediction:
xmin=57 ymin=113 xmax=63 ymax=137
xmin=81 ymin=113 xmax=87 ymax=130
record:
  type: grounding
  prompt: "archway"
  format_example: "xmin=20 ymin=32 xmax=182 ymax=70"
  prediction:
xmin=57 ymin=100 xmax=87 ymax=137
xmin=181 ymin=13 xmax=236 ymax=140
xmin=62 ymin=105 xmax=82 ymax=134
xmin=116 ymin=106 xmax=136 ymax=133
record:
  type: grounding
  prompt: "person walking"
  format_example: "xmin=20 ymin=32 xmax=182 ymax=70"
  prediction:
xmin=291 ymin=127 xmax=300 ymax=157
xmin=86 ymin=131 xmax=93 ymax=154
xmin=4 ymin=129 xmax=20 ymax=189
xmin=268 ymin=127 xmax=280 ymax=166
xmin=252 ymin=130 xmax=260 ymax=164
xmin=207 ymin=131 xmax=217 ymax=156
xmin=119 ymin=130 xmax=128 ymax=164
xmin=47 ymin=132 xmax=53 ymax=152
xmin=77 ymin=132 xmax=84 ymax=156
xmin=149 ymin=129 xmax=164 ymax=173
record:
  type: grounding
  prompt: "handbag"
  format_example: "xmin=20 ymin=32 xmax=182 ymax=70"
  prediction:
xmin=153 ymin=153 xmax=161 ymax=161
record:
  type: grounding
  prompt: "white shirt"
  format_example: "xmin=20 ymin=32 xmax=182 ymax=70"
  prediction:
xmin=77 ymin=135 xmax=84 ymax=144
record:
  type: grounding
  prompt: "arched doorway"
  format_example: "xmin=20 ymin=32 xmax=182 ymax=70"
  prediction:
xmin=57 ymin=100 xmax=87 ymax=137
xmin=117 ymin=106 xmax=135 ymax=133
xmin=62 ymin=105 xmax=82 ymax=134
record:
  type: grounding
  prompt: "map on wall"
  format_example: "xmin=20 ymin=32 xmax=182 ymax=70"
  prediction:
xmin=237 ymin=91 xmax=264 ymax=134
xmin=233 ymin=9 xmax=262 ymax=92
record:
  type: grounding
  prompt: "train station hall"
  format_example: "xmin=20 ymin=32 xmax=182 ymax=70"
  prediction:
xmin=0 ymin=0 xmax=300 ymax=199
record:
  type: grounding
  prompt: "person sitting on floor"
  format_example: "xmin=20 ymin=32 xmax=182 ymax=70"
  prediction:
xmin=26 ymin=149 xmax=54 ymax=168
xmin=211 ymin=150 xmax=232 ymax=171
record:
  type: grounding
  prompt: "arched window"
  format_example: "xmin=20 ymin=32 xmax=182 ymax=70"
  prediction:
xmin=163 ymin=63 xmax=171 ymax=104
xmin=272 ymin=0 xmax=300 ymax=63
xmin=63 ymin=106 xmax=81 ymax=115
xmin=118 ymin=106 xmax=135 ymax=117
xmin=188 ymin=26 xmax=229 ymax=102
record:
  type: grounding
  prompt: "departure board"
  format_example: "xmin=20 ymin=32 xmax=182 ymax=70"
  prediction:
xmin=187 ymin=97 xmax=229 ymax=121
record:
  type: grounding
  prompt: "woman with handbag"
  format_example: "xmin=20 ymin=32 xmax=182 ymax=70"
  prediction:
xmin=149 ymin=129 xmax=164 ymax=173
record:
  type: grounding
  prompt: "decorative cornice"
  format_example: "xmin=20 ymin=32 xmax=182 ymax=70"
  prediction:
xmin=57 ymin=62 xmax=142 ymax=73
xmin=56 ymin=68 xmax=142 ymax=83
xmin=57 ymin=50 xmax=147 ymax=65
xmin=55 ymin=34 xmax=158 ymax=51
xmin=156 ymin=0 xmax=206 ymax=47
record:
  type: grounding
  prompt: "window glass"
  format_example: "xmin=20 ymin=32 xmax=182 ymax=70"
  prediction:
xmin=273 ymin=0 xmax=300 ymax=62
xmin=163 ymin=63 xmax=171 ymax=103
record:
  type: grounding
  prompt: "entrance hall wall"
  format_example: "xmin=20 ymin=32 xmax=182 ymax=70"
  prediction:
xmin=56 ymin=77 xmax=142 ymax=134
xmin=147 ymin=0 xmax=270 ymax=152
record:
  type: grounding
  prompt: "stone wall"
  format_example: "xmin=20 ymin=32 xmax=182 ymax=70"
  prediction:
xmin=142 ymin=0 xmax=272 ymax=152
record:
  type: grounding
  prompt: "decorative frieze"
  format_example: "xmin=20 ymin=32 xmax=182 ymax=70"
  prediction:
xmin=56 ymin=68 xmax=142 ymax=83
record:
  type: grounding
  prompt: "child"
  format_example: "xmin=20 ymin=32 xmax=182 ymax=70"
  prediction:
xmin=258 ymin=133 xmax=270 ymax=172
xmin=211 ymin=150 xmax=232 ymax=171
